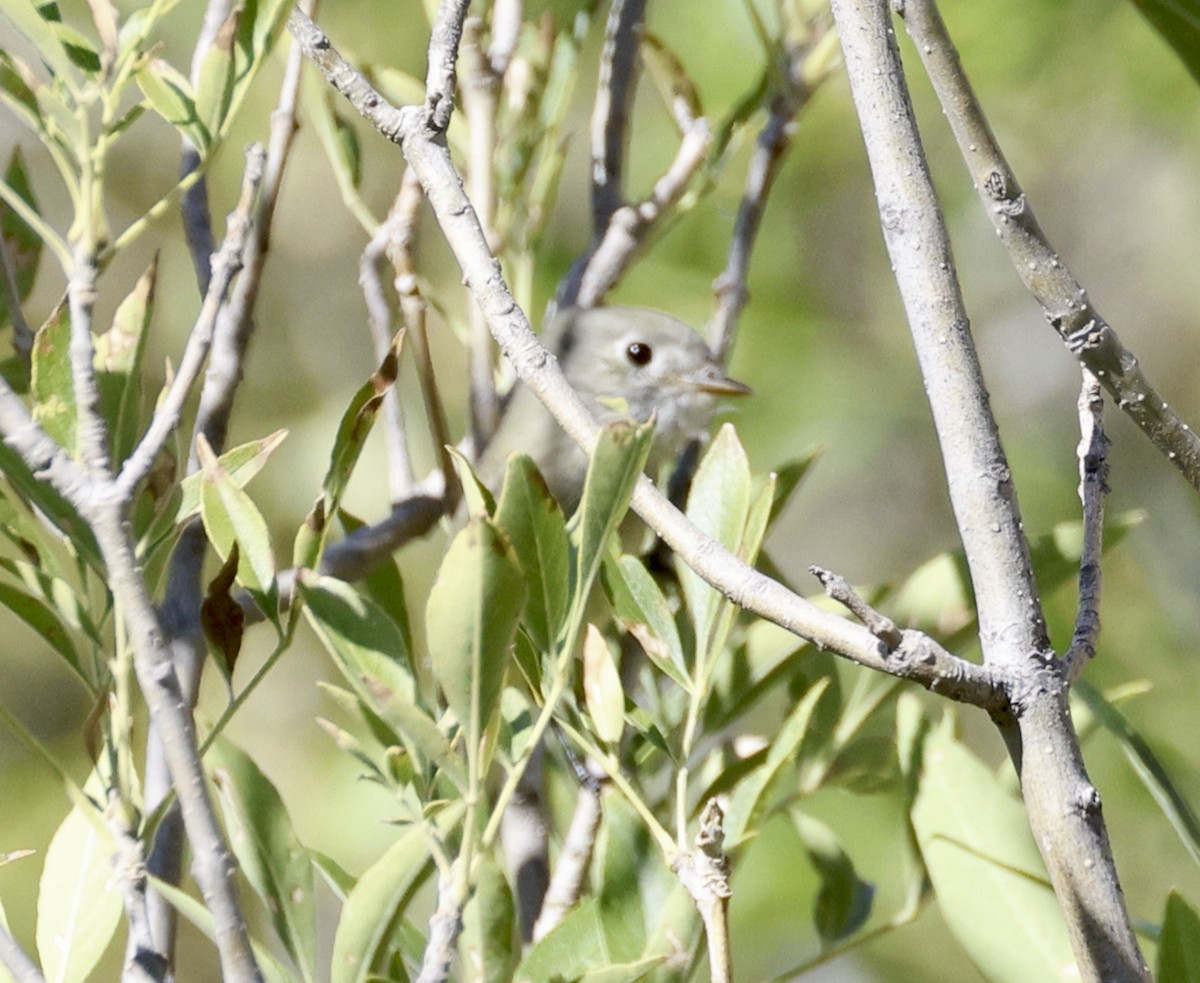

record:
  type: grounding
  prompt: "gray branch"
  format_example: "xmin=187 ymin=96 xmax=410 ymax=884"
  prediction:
xmin=898 ymin=0 xmax=1200 ymax=493
xmin=830 ymin=0 xmax=1147 ymax=978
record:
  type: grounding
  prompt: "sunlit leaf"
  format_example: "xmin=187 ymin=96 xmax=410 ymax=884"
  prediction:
xmin=176 ymin=430 xmax=287 ymax=522
xmin=912 ymin=716 xmax=1076 ymax=982
xmin=583 ymin=622 xmax=625 ymax=745
xmin=602 ymin=552 xmax=688 ymax=688
xmin=30 ymin=299 xmax=75 ymax=453
xmin=426 ymin=518 xmax=525 ymax=762
xmin=461 ymin=853 xmax=517 ymax=983
xmin=495 ymin=454 xmax=569 ymax=655
xmin=136 ymin=58 xmax=209 ymax=152
xmin=36 ymin=788 xmax=121 ymax=983
xmin=1159 ymin=890 xmax=1200 ymax=983
xmin=95 ymin=256 xmax=156 ymax=465
xmin=208 ymin=736 xmax=317 ymax=981
xmin=194 ymin=8 xmax=238 ymax=136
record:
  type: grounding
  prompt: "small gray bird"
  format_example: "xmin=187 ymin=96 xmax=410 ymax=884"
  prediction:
xmin=478 ymin=305 xmax=750 ymax=510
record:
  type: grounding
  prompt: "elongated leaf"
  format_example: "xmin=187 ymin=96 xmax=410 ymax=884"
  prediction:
xmin=641 ymin=32 xmax=703 ymax=129
xmin=0 ymin=439 xmax=99 ymax=569
xmin=0 ymin=578 xmax=87 ymax=686
xmin=724 ymin=677 xmax=831 ymax=848
xmin=330 ymin=822 xmax=439 ymax=983
xmin=194 ymin=8 xmax=238 ymax=135
xmin=30 ymin=300 xmax=74 ymax=453
xmin=1075 ymin=681 xmax=1200 ymax=869
xmin=136 ymin=58 xmax=209 ymax=152
xmin=1128 ymin=0 xmax=1200 ymax=85
xmin=198 ymin=437 xmax=276 ymax=599
xmin=603 ymin=552 xmax=688 ymax=688
xmin=576 ymin=420 xmax=654 ymax=605
xmin=426 ymin=518 xmax=525 ymax=760
xmin=495 ymin=454 xmax=569 ymax=655
xmin=461 ymin=853 xmax=517 ymax=983
xmin=583 ymin=623 xmax=625 ymax=744
xmin=0 ymin=0 xmax=77 ymax=80
xmin=176 ymin=430 xmax=287 ymax=521
xmin=1159 ymin=891 xmax=1200 ymax=983
xmin=677 ymin=424 xmax=751 ymax=653
xmin=208 ymin=736 xmax=316 ymax=980
xmin=36 ymin=793 xmax=121 ymax=983
xmin=912 ymin=717 xmax=1075 ymax=982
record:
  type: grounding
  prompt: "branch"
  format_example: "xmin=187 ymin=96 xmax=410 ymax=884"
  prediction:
xmin=672 ymin=800 xmax=732 ymax=983
xmin=531 ymin=773 xmax=603 ymax=942
xmin=1063 ymin=370 xmax=1109 ymax=683
xmin=0 ymin=923 xmax=44 ymax=983
xmin=116 ymin=145 xmax=265 ymax=499
xmin=590 ymin=0 xmax=646 ymax=232
xmin=571 ymin=117 xmax=711 ymax=310
xmin=287 ymin=8 xmax=1005 ymax=710
xmin=898 ymin=0 xmax=1200 ymax=494
xmin=831 ymin=1 xmax=1148 ymax=978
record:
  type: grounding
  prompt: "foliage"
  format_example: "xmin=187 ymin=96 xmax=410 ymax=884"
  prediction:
xmin=0 ymin=1 xmax=1196 ymax=982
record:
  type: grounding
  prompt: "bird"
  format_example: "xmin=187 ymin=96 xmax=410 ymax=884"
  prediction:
xmin=476 ymin=305 xmax=750 ymax=511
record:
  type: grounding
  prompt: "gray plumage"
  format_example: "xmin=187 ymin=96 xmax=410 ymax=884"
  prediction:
xmin=477 ymin=306 xmax=749 ymax=511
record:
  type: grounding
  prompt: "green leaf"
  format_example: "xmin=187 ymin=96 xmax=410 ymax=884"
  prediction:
xmin=576 ymin=419 xmax=654 ymax=606
xmin=0 ymin=0 xmax=78 ymax=81
xmin=426 ymin=518 xmax=525 ymax=765
xmin=583 ymin=623 xmax=625 ymax=745
xmin=176 ymin=430 xmax=287 ymax=522
xmin=36 ymin=790 xmax=121 ymax=983
xmin=792 ymin=813 xmax=874 ymax=943
xmin=1159 ymin=891 xmax=1200 ymax=983
xmin=136 ymin=58 xmax=209 ymax=153
xmin=1075 ymin=681 xmax=1200 ymax=869
xmin=0 ymin=577 xmax=87 ymax=686
xmin=1128 ymin=0 xmax=1200 ymax=86
xmin=30 ymin=299 xmax=75 ymax=453
xmin=677 ymin=424 xmax=752 ymax=653
xmin=595 ymin=795 xmax=650 ymax=962
xmin=723 ymin=677 xmax=831 ymax=848
xmin=337 ymin=508 xmax=412 ymax=655
xmin=767 ymin=449 xmax=820 ymax=525
xmin=300 ymin=574 xmax=461 ymax=787
xmin=330 ymin=822 xmax=440 ymax=983
xmin=911 ymin=717 xmax=1076 ymax=982
xmin=461 ymin=853 xmax=517 ymax=983
xmin=208 ymin=736 xmax=317 ymax=981
xmin=0 ymin=51 xmax=41 ymax=130
xmin=0 ymin=145 xmax=42 ymax=335
xmin=198 ymin=437 xmax=276 ymax=600
xmin=194 ymin=8 xmax=238 ymax=136
xmin=494 ymin=454 xmax=570 ymax=655
xmin=514 ymin=898 xmax=607 ymax=982
xmin=602 ymin=552 xmax=688 ymax=688
xmin=95 ymin=255 xmax=156 ymax=464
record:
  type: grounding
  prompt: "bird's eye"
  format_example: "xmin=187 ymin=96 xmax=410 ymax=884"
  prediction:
xmin=625 ymin=342 xmax=653 ymax=366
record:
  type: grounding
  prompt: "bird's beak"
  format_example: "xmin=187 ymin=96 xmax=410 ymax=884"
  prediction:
xmin=689 ymin=362 xmax=752 ymax=396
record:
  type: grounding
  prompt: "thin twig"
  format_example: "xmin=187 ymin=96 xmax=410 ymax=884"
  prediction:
xmin=898 ymin=0 xmax=1200 ymax=493
xmin=179 ymin=0 xmax=233 ymax=295
xmin=386 ymin=169 xmax=458 ymax=503
xmin=810 ymin=566 xmax=903 ymax=650
xmin=287 ymin=8 xmax=1006 ymax=710
xmin=1063 ymin=370 xmax=1109 ymax=684
xmin=571 ymin=117 xmax=712 ymax=309
xmin=590 ymin=0 xmax=646 ymax=232
xmin=0 ymin=923 xmax=44 ymax=983
xmin=66 ymin=245 xmax=110 ymax=473
xmin=107 ymin=791 xmax=170 ymax=983
xmin=359 ymin=217 xmax=415 ymax=498
xmin=832 ymin=1 xmax=1147 ymax=978
xmin=414 ymin=864 xmax=466 ymax=983
xmin=531 ymin=772 xmax=604 ymax=941
xmin=462 ymin=16 xmax=502 ymax=444
xmin=672 ymin=800 xmax=732 ymax=983
xmin=116 ymin=145 xmax=265 ymax=498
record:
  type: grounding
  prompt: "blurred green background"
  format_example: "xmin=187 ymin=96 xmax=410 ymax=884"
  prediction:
xmin=2 ymin=0 xmax=1200 ymax=979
